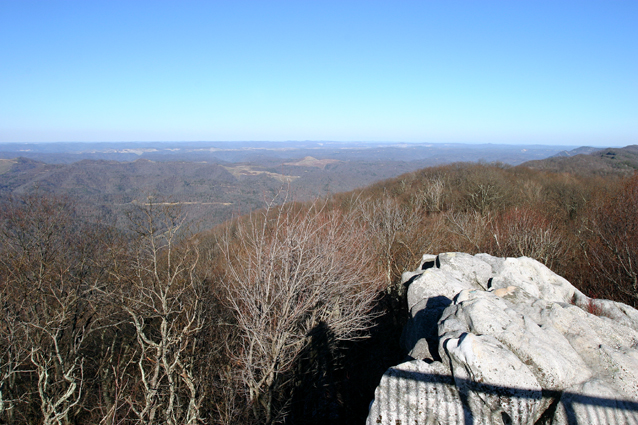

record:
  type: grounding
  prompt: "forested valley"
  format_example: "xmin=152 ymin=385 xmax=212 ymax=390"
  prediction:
xmin=1 ymin=160 xmax=637 ymax=424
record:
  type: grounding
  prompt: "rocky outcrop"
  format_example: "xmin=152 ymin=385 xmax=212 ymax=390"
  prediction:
xmin=367 ymin=253 xmax=638 ymax=425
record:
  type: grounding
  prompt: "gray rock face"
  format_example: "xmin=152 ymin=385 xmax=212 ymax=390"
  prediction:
xmin=368 ymin=253 xmax=638 ymax=425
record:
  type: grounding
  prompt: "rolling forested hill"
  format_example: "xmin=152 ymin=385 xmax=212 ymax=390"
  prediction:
xmin=1 ymin=145 xmax=636 ymax=425
xmin=0 ymin=156 xmax=442 ymax=228
xmin=522 ymin=144 xmax=638 ymax=176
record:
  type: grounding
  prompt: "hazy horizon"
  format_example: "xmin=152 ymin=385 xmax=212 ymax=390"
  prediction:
xmin=0 ymin=140 xmax=625 ymax=149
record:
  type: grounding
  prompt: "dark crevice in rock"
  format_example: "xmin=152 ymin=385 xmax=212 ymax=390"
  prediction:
xmin=534 ymin=392 xmax=562 ymax=425
xmin=421 ymin=259 xmax=435 ymax=270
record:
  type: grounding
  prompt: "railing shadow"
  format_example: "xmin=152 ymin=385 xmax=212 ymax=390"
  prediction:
xmin=371 ymin=370 xmax=638 ymax=425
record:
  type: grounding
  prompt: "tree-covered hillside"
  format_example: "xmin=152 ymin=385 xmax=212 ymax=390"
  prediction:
xmin=1 ymin=160 xmax=637 ymax=424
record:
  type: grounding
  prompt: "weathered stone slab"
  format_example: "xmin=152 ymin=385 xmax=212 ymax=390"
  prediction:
xmin=368 ymin=253 xmax=638 ymax=425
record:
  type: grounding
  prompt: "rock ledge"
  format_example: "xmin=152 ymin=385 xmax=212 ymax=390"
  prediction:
xmin=367 ymin=253 xmax=638 ymax=425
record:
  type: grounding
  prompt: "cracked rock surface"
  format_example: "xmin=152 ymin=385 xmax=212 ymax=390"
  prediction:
xmin=368 ymin=253 xmax=638 ymax=425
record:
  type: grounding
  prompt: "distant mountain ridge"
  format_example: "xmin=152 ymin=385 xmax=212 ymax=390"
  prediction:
xmin=551 ymin=146 xmax=603 ymax=157
xmin=1 ymin=141 xmax=577 ymax=165
xmin=3 ymin=143 xmax=634 ymax=230
xmin=522 ymin=145 xmax=638 ymax=176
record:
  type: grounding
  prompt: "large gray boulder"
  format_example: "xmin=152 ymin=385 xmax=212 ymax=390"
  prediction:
xmin=368 ymin=253 xmax=638 ymax=425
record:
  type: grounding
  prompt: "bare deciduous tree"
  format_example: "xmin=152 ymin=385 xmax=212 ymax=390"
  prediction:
xmin=492 ymin=207 xmax=566 ymax=269
xmin=361 ymin=196 xmax=422 ymax=288
xmin=0 ymin=195 xmax=111 ymax=425
xmin=221 ymin=195 xmax=383 ymax=424
xmin=121 ymin=199 xmax=205 ymax=425
xmin=583 ymin=175 xmax=638 ymax=306
xmin=0 ymin=280 xmax=29 ymax=422
xmin=412 ymin=176 xmax=446 ymax=213
xmin=467 ymin=183 xmax=504 ymax=214
xmin=445 ymin=210 xmax=493 ymax=253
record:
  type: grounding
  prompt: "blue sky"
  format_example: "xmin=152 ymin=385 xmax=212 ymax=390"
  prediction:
xmin=1 ymin=1 xmax=636 ymax=146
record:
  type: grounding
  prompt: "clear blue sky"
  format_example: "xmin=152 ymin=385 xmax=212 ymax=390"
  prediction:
xmin=1 ymin=1 xmax=636 ymax=146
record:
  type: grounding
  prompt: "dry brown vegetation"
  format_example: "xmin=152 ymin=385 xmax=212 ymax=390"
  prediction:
xmin=220 ymin=194 xmax=383 ymax=424
xmin=340 ymin=162 xmax=632 ymax=299
xmin=1 ymin=161 xmax=637 ymax=424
